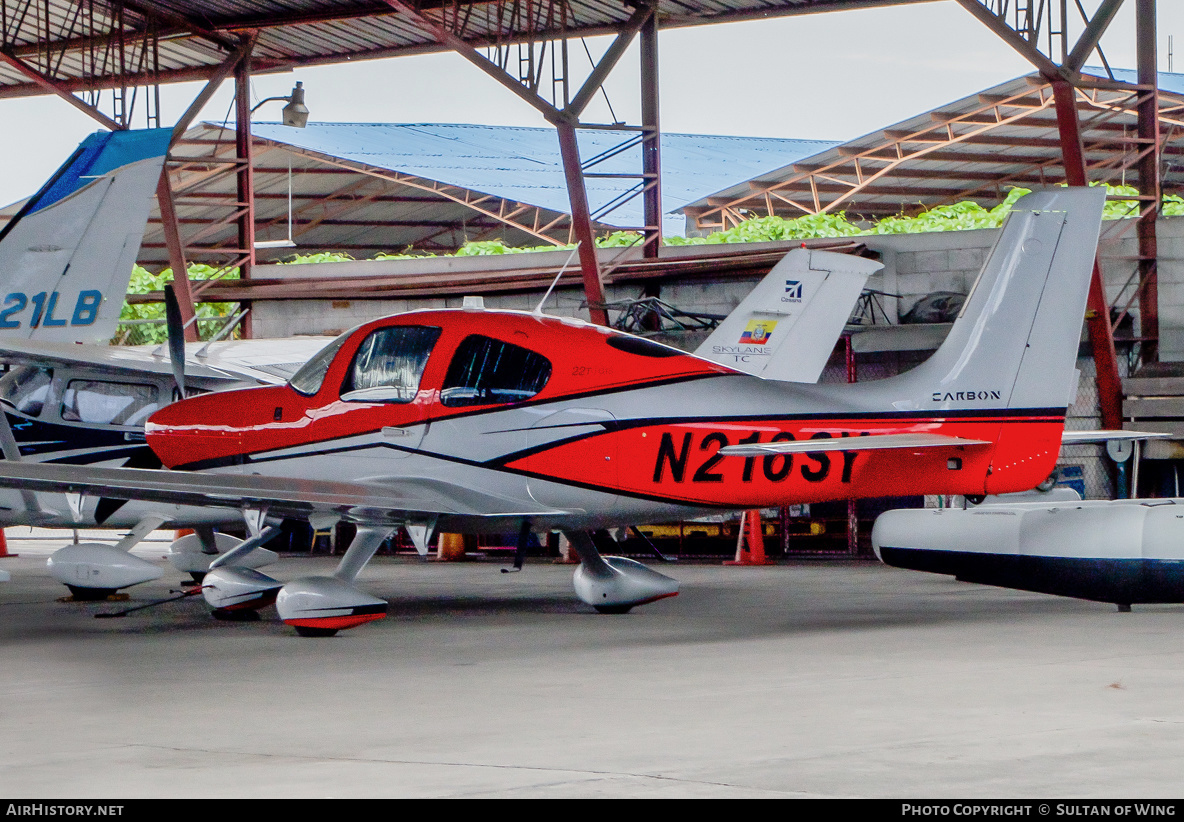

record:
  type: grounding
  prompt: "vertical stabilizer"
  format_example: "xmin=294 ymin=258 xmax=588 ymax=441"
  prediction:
xmin=695 ymin=248 xmax=882 ymax=382
xmin=885 ymin=188 xmax=1106 ymax=413
xmin=0 ymin=129 xmax=170 ymax=344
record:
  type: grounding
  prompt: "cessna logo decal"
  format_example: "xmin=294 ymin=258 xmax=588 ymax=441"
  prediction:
xmin=932 ymin=390 xmax=1002 ymax=402
xmin=782 ymin=280 xmax=803 ymax=302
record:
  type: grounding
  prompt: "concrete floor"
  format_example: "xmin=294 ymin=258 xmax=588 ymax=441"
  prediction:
xmin=1 ymin=532 xmax=1182 ymax=798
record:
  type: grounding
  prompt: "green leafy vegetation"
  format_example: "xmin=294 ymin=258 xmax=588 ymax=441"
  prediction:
xmin=666 ymin=212 xmax=863 ymax=245
xmin=279 ymin=251 xmax=356 ymax=265
xmin=667 ymin=183 xmax=1180 ymax=243
xmin=118 ymin=264 xmax=239 ymax=345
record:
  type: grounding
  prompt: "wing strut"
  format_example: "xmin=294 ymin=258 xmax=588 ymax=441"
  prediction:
xmin=0 ymin=405 xmax=48 ymax=518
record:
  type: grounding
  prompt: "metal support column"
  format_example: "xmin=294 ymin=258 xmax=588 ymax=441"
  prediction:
xmin=639 ymin=9 xmax=662 ymax=322
xmin=1136 ymin=0 xmax=1160 ymax=365
xmin=1051 ymin=79 xmax=1123 ymax=431
xmin=156 ymin=172 xmax=197 ymax=341
xmin=234 ymin=55 xmax=255 ymax=338
xmin=640 ymin=11 xmax=661 ymax=262
xmin=845 ymin=334 xmax=858 ymax=555
xmin=555 ymin=116 xmax=610 ymax=327
xmin=160 ymin=36 xmax=255 ymax=340
xmin=379 ymin=0 xmax=654 ymax=327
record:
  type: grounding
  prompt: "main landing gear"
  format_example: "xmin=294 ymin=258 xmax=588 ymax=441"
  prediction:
xmin=203 ymin=525 xmax=395 ymax=637
xmin=563 ymin=531 xmax=679 ymax=613
xmin=68 ymin=517 xmax=677 ymax=635
xmin=48 ymin=517 xmax=281 ymax=601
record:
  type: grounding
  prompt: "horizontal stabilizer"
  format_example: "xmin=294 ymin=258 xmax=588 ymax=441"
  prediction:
xmin=1061 ymin=430 xmax=1170 ymax=444
xmin=718 ymin=432 xmax=990 ymax=457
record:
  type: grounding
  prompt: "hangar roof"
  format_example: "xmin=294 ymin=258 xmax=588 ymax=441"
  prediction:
xmin=0 ymin=1 xmax=925 ymax=99
xmin=247 ymin=122 xmax=836 ymax=234
xmin=681 ymin=69 xmax=1184 ymax=231
xmin=145 ymin=122 xmax=835 ymax=266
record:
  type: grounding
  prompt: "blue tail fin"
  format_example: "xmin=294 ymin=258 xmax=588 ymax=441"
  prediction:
xmin=0 ymin=129 xmax=170 ymax=344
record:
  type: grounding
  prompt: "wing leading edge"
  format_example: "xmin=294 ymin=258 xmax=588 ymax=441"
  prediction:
xmin=0 ymin=460 xmax=564 ymax=524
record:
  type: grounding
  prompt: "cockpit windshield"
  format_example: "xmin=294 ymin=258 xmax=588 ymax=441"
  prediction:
xmin=288 ymin=330 xmax=353 ymax=396
xmin=0 ymin=366 xmax=53 ymax=417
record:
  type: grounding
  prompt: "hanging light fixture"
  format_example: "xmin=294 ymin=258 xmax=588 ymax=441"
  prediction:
xmin=250 ymin=81 xmax=309 ymax=128
xmin=281 ymin=82 xmax=309 ymax=128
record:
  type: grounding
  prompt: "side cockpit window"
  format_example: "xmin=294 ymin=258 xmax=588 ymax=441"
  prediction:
xmin=61 ymin=380 xmax=159 ymax=426
xmin=0 ymin=366 xmax=53 ymax=417
xmin=440 ymin=335 xmax=551 ymax=407
xmin=341 ymin=326 xmax=441 ymax=403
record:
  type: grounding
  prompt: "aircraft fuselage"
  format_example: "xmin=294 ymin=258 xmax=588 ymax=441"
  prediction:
xmin=146 ymin=309 xmax=1065 ymax=532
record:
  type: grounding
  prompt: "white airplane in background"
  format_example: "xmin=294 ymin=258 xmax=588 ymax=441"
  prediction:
xmin=0 ymin=128 xmax=329 ymax=594
xmin=0 ymin=127 xmax=886 ymax=601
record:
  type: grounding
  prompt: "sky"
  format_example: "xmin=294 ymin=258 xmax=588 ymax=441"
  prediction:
xmin=0 ymin=0 xmax=1181 ymax=207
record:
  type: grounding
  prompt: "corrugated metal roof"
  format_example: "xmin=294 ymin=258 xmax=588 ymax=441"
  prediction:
xmin=0 ymin=1 xmax=920 ymax=99
xmin=248 ymin=121 xmax=837 ymax=235
xmin=681 ymin=69 xmax=1184 ymax=229
xmin=1086 ymin=67 xmax=1184 ymax=95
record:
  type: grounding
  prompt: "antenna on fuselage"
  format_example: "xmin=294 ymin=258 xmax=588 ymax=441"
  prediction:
xmin=533 ymin=243 xmax=581 ymax=316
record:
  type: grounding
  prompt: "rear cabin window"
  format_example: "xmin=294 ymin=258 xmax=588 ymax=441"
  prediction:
xmin=0 ymin=366 xmax=53 ymax=417
xmin=440 ymin=335 xmax=551 ymax=407
xmin=341 ymin=325 xmax=441 ymax=403
xmin=61 ymin=380 xmax=160 ymax=426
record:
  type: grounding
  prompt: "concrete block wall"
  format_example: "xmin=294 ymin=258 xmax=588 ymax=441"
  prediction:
xmin=252 ymin=217 xmax=1184 ymax=350
xmin=253 ymin=286 xmax=607 ymax=338
xmin=1139 ymin=217 xmax=1184 ymax=361
xmin=861 ymin=228 xmax=996 ymax=323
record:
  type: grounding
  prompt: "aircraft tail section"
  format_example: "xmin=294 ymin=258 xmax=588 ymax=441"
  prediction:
xmin=0 ymin=128 xmax=170 ymax=344
xmin=695 ymin=248 xmax=881 ymax=383
xmin=884 ymin=187 xmax=1105 ymax=413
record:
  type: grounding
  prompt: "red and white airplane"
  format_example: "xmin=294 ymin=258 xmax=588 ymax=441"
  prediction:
xmin=0 ymin=187 xmax=1106 ymax=635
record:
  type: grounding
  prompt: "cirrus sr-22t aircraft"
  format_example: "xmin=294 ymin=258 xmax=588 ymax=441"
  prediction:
xmin=0 ymin=186 xmax=1106 ymax=636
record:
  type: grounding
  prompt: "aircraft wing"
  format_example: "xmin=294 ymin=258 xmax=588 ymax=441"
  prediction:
xmin=178 ymin=337 xmax=333 ymax=384
xmin=718 ymin=432 xmax=991 ymax=456
xmin=0 ymin=460 xmax=564 ymax=523
xmin=0 ymin=338 xmax=235 ymax=382
xmin=0 ymin=336 xmax=330 ymax=388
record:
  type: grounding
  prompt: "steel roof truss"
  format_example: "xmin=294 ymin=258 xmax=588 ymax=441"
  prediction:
xmin=269 ymin=142 xmax=570 ymax=247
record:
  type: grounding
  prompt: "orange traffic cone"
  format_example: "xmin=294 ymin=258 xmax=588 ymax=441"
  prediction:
xmin=0 ymin=528 xmax=16 ymax=558
xmin=725 ymin=510 xmax=772 ymax=566
xmin=436 ymin=532 xmax=467 ymax=561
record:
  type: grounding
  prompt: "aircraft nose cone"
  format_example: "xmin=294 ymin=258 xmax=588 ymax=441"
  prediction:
xmin=147 ymin=386 xmax=281 ymax=468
